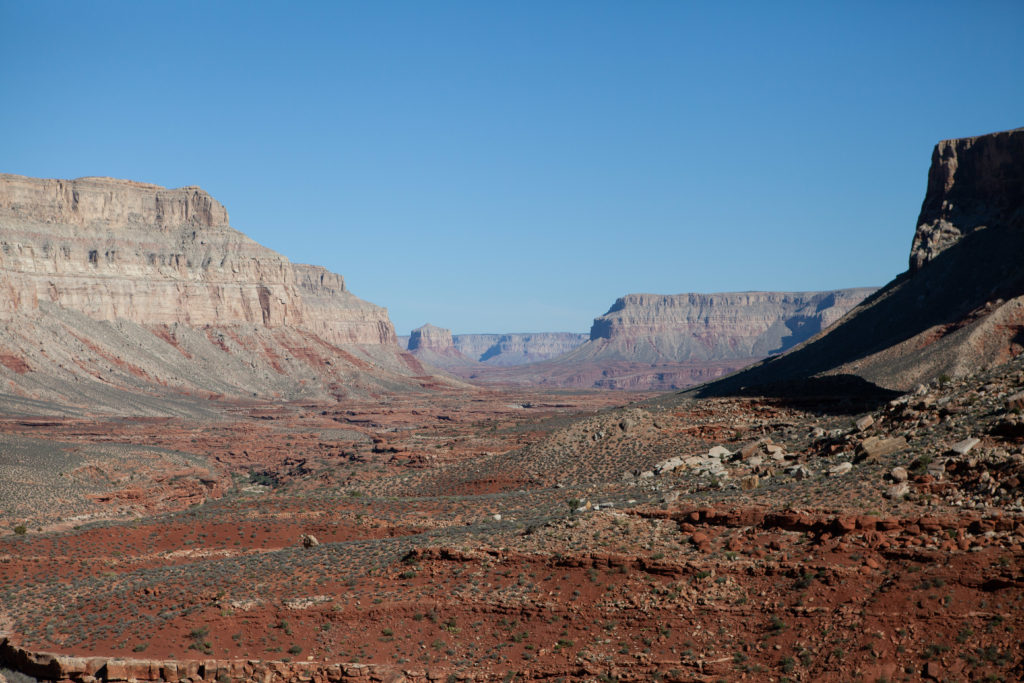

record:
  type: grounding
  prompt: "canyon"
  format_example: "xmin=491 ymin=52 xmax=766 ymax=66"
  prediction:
xmin=1 ymin=128 xmax=1023 ymax=683
xmin=406 ymin=288 xmax=874 ymax=391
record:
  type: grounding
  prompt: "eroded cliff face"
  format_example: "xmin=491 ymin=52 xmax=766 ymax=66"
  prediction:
xmin=0 ymin=173 xmax=430 ymax=412
xmin=0 ymin=174 xmax=301 ymax=326
xmin=581 ymin=289 xmax=876 ymax=363
xmin=408 ymin=324 xmax=455 ymax=353
xmin=910 ymin=128 xmax=1024 ymax=272
xmin=698 ymin=127 xmax=1024 ymax=395
xmin=402 ymin=328 xmax=588 ymax=369
xmin=0 ymin=174 xmax=397 ymax=343
xmin=293 ymin=264 xmax=396 ymax=345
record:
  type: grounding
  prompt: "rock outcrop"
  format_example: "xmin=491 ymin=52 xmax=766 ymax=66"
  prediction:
xmin=0 ymin=638 xmax=416 ymax=683
xmin=696 ymin=127 xmax=1024 ymax=397
xmin=909 ymin=128 xmax=1024 ymax=272
xmin=407 ymin=323 xmax=455 ymax=353
xmin=405 ymin=324 xmax=476 ymax=368
xmin=0 ymin=173 xmax=438 ymax=413
xmin=579 ymin=289 xmax=875 ymax=363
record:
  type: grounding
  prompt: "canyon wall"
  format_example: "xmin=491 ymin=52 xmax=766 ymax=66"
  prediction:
xmin=292 ymin=263 xmax=396 ymax=345
xmin=0 ymin=174 xmax=397 ymax=343
xmin=0 ymin=174 xmax=301 ymax=326
xmin=910 ymin=127 xmax=1024 ymax=272
xmin=698 ymin=127 xmax=1024 ymax=396
xmin=402 ymin=328 xmax=589 ymax=369
xmin=453 ymin=332 xmax=588 ymax=365
xmin=0 ymin=174 xmax=433 ymax=413
xmin=577 ymin=288 xmax=876 ymax=363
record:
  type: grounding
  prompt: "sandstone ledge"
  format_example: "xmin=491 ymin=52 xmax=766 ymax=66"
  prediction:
xmin=0 ymin=638 xmax=416 ymax=683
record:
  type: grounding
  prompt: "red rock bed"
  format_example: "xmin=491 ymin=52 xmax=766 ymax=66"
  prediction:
xmin=1 ymin=381 xmax=1023 ymax=681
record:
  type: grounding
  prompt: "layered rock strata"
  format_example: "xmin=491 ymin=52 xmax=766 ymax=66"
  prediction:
xmin=580 ymin=289 xmax=876 ymax=363
xmin=405 ymin=324 xmax=476 ymax=368
xmin=400 ymin=331 xmax=589 ymax=367
xmin=0 ymin=174 xmax=301 ymax=325
xmin=0 ymin=173 xmax=434 ymax=412
xmin=0 ymin=174 xmax=397 ymax=342
xmin=292 ymin=263 xmax=396 ymax=345
xmin=453 ymin=332 xmax=588 ymax=365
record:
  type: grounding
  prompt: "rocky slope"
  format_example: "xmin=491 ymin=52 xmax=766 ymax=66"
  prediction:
xmin=3 ymin=347 xmax=1022 ymax=682
xmin=0 ymin=174 xmax=438 ymax=413
xmin=696 ymin=127 xmax=1024 ymax=398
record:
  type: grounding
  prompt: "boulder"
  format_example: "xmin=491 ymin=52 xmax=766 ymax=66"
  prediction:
xmin=829 ymin=462 xmax=853 ymax=476
xmin=1007 ymin=391 xmax=1024 ymax=412
xmin=855 ymin=415 xmax=875 ymax=431
xmin=885 ymin=482 xmax=911 ymax=500
xmin=951 ymin=437 xmax=980 ymax=455
xmin=856 ymin=436 xmax=908 ymax=462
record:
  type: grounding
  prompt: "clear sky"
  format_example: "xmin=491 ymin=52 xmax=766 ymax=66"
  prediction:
xmin=2 ymin=2 xmax=1022 ymax=336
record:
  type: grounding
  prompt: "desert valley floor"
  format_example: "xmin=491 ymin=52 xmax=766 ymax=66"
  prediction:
xmin=2 ymin=367 xmax=1022 ymax=682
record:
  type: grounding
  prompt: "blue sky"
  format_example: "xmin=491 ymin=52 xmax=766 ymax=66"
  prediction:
xmin=2 ymin=2 xmax=1022 ymax=335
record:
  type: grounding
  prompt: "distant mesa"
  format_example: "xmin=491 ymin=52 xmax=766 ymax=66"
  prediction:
xmin=456 ymin=332 xmax=589 ymax=365
xmin=407 ymin=128 xmax=1024 ymax=393
xmin=408 ymin=323 xmax=456 ymax=353
xmin=696 ymin=126 xmax=1024 ymax=398
xmin=580 ymin=288 xmax=876 ymax=363
xmin=400 ymin=289 xmax=875 ymax=390
xmin=402 ymin=327 xmax=588 ymax=368
xmin=405 ymin=324 xmax=476 ymax=369
xmin=0 ymin=173 xmax=449 ymax=414
xmin=436 ymin=288 xmax=874 ymax=390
